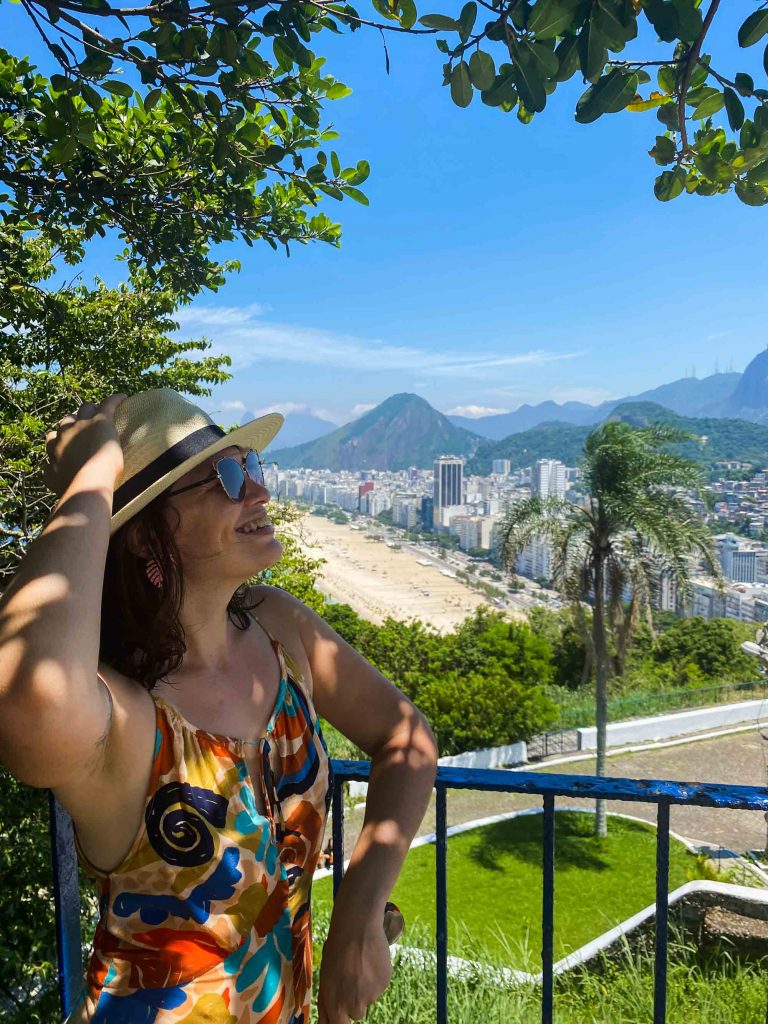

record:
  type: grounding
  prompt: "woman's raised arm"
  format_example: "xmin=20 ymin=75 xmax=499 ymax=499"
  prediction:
xmin=0 ymin=395 xmax=126 ymax=788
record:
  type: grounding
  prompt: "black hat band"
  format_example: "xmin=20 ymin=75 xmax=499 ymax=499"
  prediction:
xmin=112 ymin=424 xmax=227 ymax=516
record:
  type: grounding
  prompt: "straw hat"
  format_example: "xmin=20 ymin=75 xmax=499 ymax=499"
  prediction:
xmin=110 ymin=388 xmax=284 ymax=535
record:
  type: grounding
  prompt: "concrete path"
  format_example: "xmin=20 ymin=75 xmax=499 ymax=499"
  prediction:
xmin=337 ymin=726 xmax=768 ymax=856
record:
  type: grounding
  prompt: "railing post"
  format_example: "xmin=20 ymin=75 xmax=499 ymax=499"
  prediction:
xmin=654 ymin=800 xmax=671 ymax=1024
xmin=541 ymin=794 xmax=555 ymax=1024
xmin=435 ymin=781 xmax=448 ymax=1024
xmin=331 ymin=774 xmax=345 ymax=899
xmin=48 ymin=792 xmax=83 ymax=1018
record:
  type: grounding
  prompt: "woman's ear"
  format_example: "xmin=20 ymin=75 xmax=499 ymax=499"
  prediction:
xmin=124 ymin=519 xmax=151 ymax=560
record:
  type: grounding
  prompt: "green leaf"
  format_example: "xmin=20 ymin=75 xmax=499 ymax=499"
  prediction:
xmin=692 ymin=151 xmax=734 ymax=184
xmin=419 ymin=13 xmax=461 ymax=30
xmin=450 ymin=61 xmax=473 ymax=107
xmin=102 ymin=79 xmax=133 ymax=98
xmin=594 ymin=0 xmax=637 ymax=46
xmin=578 ymin=17 xmax=608 ymax=83
xmin=469 ymin=50 xmax=495 ymax=91
xmin=649 ymin=134 xmax=676 ymax=165
xmin=670 ymin=0 xmax=702 ymax=44
xmin=644 ymin=0 xmax=679 ymax=43
xmin=724 ymin=88 xmax=745 ymax=132
xmin=525 ymin=40 xmax=560 ymax=78
xmin=735 ymin=72 xmax=755 ymax=97
xmin=80 ymin=82 xmax=103 ymax=109
xmin=527 ymin=0 xmax=580 ymax=39
xmin=326 ymin=82 xmax=353 ymax=99
xmin=78 ymin=51 xmax=113 ymax=78
xmin=654 ymin=167 xmax=686 ymax=201
xmin=735 ymin=180 xmax=768 ymax=205
xmin=144 ymin=88 xmax=163 ymax=111
xmin=745 ymin=158 xmax=768 ymax=186
xmin=342 ymin=185 xmax=369 ymax=205
xmin=49 ymin=135 xmax=77 ymax=163
xmin=656 ymin=102 xmax=679 ymax=129
xmin=398 ymin=0 xmax=417 ymax=30
xmin=481 ymin=72 xmax=517 ymax=108
xmin=575 ymin=69 xmax=638 ymax=123
xmin=691 ymin=91 xmax=725 ymax=120
xmin=511 ymin=47 xmax=547 ymax=112
xmin=739 ymin=9 xmax=768 ymax=48
xmin=331 ymin=150 xmax=341 ymax=177
xmin=553 ymin=34 xmax=579 ymax=82
xmin=657 ymin=64 xmax=676 ymax=94
xmin=459 ymin=2 xmax=477 ymax=40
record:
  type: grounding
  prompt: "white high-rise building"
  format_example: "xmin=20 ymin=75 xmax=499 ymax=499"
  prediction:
xmin=532 ymin=459 xmax=566 ymax=500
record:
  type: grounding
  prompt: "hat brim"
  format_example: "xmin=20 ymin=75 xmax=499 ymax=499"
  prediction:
xmin=110 ymin=412 xmax=285 ymax=535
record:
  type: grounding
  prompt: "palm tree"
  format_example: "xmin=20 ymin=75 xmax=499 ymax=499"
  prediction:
xmin=499 ymin=420 xmax=723 ymax=837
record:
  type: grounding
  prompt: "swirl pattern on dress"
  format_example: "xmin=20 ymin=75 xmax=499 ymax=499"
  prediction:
xmin=145 ymin=781 xmax=228 ymax=867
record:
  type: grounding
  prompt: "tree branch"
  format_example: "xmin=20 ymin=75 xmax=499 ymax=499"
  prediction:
xmin=677 ymin=0 xmax=721 ymax=156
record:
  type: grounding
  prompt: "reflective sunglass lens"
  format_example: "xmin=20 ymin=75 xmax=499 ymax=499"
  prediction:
xmin=245 ymin=450 xmax=264 ymax=486
xmin=217 ymin=458 xmax=246 ymax=501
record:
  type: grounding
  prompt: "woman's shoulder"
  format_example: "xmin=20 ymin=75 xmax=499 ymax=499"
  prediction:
xmin=247 ymin=585 xmax=314 ymax=694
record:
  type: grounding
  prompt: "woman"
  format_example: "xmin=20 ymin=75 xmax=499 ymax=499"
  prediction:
xmin=0 ymin=388 xmax=438 ymax=1024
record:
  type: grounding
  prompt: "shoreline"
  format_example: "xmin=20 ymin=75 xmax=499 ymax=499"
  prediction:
xmin=293 ymin=514 xmax=525 ymax=633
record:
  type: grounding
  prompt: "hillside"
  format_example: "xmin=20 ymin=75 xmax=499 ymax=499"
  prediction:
xmin=466 ymin=402 xmax=768 ymax=475
xmin=268 ymin=393 xmax=485 ymax=470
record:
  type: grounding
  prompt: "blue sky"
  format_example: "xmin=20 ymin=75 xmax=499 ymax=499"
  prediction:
xmin=8 ymin=2 xmax=768 ymax=427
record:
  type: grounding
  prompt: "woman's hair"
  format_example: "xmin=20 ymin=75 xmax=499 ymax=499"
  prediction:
xmin=100 ymin=491 xmax=263 ymax=690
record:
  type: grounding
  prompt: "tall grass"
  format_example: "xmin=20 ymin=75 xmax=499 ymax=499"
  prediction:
xmin=311 ymin=907 xmax=768 ymax=1023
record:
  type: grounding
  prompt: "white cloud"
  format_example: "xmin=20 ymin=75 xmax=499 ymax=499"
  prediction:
xmin=221 ymin=400 xmax=247 ymax=411
xmin=446 ymin=404 xmax=510 ymax=418
xmin=350 ymin=403 xmax=375 ymax=418
xmin=176 ymin=304 xmax=581 ymax=380
xmin=176 ymin=302 xmax=268 ymax=327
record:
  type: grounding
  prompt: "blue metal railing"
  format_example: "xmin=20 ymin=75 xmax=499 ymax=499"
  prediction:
xmin=329 ymin=762 xmax=768 ymax=1024
xmin=51 ymin=764 xmax=768 ymax=1022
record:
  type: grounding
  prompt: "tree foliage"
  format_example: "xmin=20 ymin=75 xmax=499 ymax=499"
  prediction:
xmin=421 ymin=0 xmax=768 ymax=205
xmin=0 ymin=0 xmax=372 ymax=296
xmin=498 ymin=419 xmax=724 ymax=835
xmin=1 ymin=1 xmax=765 ymax=311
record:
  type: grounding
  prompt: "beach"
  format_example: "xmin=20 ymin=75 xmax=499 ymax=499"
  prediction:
xmin=293 ymin=514 xmax=524 ymax=633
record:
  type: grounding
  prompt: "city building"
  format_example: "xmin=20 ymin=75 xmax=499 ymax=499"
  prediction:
xmin=433 ymin=455 xmax=464 ymax=527
xmin=532 ymin=459 xmax=566 ymax=500
xmin=492 ymin=459 xmax=511 ymax=475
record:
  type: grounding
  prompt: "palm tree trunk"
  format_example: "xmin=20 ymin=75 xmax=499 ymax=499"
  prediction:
xmin=593 ymin=554 xmax=608 ymax=838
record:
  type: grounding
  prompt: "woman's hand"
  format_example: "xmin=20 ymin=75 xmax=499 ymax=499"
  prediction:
xmin=43 ymin=393 xmax=128 ymax=499
xmin=317 ymin=898 xmax=393 ymax=1024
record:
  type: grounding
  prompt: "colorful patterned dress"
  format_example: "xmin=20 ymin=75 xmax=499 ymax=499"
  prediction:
xmin=70 ymin=620 xmax=334 ymax=1024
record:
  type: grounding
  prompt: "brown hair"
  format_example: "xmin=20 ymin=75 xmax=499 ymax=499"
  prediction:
xmin=99 ymin=491 xmax=263 ymax=690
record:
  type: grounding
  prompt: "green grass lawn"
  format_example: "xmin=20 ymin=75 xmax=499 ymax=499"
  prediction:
xmin=312 ymin=811 xmax=697 ymax=968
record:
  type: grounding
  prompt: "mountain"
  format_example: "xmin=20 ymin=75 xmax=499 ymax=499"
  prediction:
xmin=448 ymin=373 xmax=741 ymax=439
xmin=465 ymin=401 xmax=768 ymax=475
xmin=240 ymin=408 xmax=336 ymax=450
xmin=721 ymin=348 xmax=768 ymax=423
xmin=268 ymin=393 xmax=486 ymax=471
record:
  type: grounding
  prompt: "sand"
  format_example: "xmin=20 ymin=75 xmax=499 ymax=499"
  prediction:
xmin=293 ymin=514 xmax=525 ymax=633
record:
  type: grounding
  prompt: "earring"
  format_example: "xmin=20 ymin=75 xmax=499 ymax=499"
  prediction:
xmin=145 ymin=558 xmax=164 ymax=589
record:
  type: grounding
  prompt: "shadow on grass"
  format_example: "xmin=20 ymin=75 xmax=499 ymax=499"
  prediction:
xmin=467 ymin=809 xmax=649 ymax=874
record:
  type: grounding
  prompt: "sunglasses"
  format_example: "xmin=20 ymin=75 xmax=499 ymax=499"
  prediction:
xmin=167 ymin=449 xmax=267 ymax=503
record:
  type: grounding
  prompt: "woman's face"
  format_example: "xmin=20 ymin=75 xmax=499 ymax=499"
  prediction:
xmin=163 ymin=445 xmax=283 ymax=584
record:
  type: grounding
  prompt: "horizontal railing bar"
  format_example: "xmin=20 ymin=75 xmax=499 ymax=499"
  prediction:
xmin=330 ymin=760 xmax=768 ymax=811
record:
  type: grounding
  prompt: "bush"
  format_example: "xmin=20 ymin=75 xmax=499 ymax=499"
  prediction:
xmin=416 ymin=667 xmax=558 ymax=756
xmin=652 ymin=617 xmax=756 ymax=682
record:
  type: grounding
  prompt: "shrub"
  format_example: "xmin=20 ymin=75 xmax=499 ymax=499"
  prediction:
xmin=416 ymin=667 xmax=558 ymax=756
